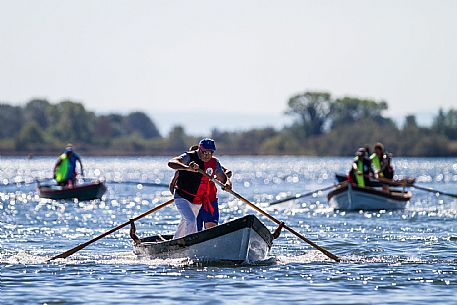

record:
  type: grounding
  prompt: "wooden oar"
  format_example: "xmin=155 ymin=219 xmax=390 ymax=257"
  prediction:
xmin=410 ymin=184 xmax=457 ymax=199
xmin=198 ymin=169 xmax=340 ymax=262
xmin=49 ymin=198 xmax=174 ymax=260
xmin=109 ymin=180 xmax=169 ymax=188
xmin=268 ymin=183 xmax=344 ymax=206
xmin=374 ymin=177 xmax=457 ymax=199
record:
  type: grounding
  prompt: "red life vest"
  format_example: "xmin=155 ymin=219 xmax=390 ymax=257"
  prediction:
xmin=176 ymin=151 xmax=218 ymax=214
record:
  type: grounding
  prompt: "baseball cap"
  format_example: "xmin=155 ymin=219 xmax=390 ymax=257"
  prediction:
xmin=199 ymin=138 xmax=216 ymax=151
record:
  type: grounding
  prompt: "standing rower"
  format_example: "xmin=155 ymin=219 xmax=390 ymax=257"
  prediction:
xmin=168 ymin=138 xmax=232 ymax=239
xmin=53 ymin=144 xmax=84 ymax=187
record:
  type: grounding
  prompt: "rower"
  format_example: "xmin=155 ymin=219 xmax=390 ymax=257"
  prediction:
xmin=53 ymin=144 xmax=84 ymax=188
xmin=169 ymin=144 xmax=233 ymax=232
xmin=168 ymin=138 xmax=232 ymax=239
xmin=370 ymin=142 xmax=394 ymax=191
xmin=349 ymin=148 xmax=372 ymax=187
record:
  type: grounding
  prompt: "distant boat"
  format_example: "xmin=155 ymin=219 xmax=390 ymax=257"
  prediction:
xmin=37 ymin=180 xmax=107 ymax=201
xmin=328 ymin=183 xmax=411 ymax=211
xmin=133 ymin=215 xmax=273 ymax=264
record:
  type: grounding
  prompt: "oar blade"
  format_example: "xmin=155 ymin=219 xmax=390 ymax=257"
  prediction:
xmin=48 ymin=199 xmax=174 ymax=261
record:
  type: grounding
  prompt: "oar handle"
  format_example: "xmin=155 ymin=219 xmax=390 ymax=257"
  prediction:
xmin=49 ymin=198 xmax=174 ymax=260
xmin=198 ymin=169 xmax=340 ymax=262
xmin=111 ymin=181 xmax=169 ymax=188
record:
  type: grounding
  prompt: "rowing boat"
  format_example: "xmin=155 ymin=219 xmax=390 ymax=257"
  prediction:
xmin=37 ymin=180 xmax=107 ymax=200
xmin=132 ymin=214 xmax=273 ymax=264
xmin=328 ymin=183 xmax=411 ymax=211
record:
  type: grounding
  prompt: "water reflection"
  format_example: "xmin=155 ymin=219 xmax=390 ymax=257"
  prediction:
xmin=1 ymin=156 xmax=457 ymax=304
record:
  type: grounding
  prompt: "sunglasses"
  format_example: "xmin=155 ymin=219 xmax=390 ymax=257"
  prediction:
xmin=200 ymin=149 xmax=214 ymax=155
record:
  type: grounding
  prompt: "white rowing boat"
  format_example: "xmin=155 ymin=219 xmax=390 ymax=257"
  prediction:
xmin=327 ymin=183 xmax=411 ymax=211
xmin=132 ymin=215 xmax=274 ymax=264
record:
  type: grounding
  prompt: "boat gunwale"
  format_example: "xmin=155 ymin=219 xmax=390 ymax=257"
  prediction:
xmin=328 ymin=183 xmax=411 ymax=202
xmin=37 ymin=181 xmax=107 ymax=200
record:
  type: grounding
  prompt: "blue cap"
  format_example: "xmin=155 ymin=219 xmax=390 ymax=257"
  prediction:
xmin=65 ymin=146 xmax=73 ymax=153
xmin=199 ymin=138 xmax=216 ymax=151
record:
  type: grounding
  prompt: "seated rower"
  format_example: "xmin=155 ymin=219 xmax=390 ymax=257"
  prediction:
xmin=370 ymin=142 xmax=394 ymax=191
xmin=349 ymin=147 xmax=373 ymax=187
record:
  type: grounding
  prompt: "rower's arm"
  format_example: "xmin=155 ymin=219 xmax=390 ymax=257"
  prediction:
xmin=53 ymin=158 xmax=62 ymax=178
xmin=77 ymin=158 xmax=84 ymax=176
xmin=168 ymin=156 xmax=198 ymax=172
xmin=352 ymin=162 xmax=359 ymax=172
xmin=216 ymin=164 xmax=232 ymax=190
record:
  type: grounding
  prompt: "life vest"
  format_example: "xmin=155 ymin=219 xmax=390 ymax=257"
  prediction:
xmin=55 ymin=153 xmax=69 ymax=183
xmin=370 ymin=153 xmax=384 ymax=178
xmin=353 ymin=156 xmax=365 ymax=187
xmin=176 ymin=151 xmax=218 ymax=214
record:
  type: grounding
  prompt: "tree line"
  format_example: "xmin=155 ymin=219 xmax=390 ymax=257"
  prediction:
xmin=0 ymin=93 xmax=456 ymax=156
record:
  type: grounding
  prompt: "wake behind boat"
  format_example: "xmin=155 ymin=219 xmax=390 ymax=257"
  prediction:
xmin=328 ymin=183 xmax=412 ymax=211
xmin=37 ymin=180 xmax=107 ymax=200
xmin=131 ymin=214 xmax=274 ymax=264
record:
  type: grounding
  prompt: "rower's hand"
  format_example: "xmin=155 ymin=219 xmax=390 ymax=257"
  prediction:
xmin=188 ymin=161 xmax=199 ymax=172
xmin=222 ymin=181 xmax=232 ymax=191
xmin=357 ymin=171 xmax=363 ymax=176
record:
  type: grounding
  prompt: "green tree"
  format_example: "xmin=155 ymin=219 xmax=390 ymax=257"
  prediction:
xmin=23 ymin=99 xmax=54 ymax=129
xmin=403 ymin=114 xmax=418 ymax=130
xmin=167 ymin=125 xmax=188 ymax=151
xmin=15 ymin=121 xmax=46 ymax=150
xmin=286 ymin=91 xmax=332 ymax=137
xmin=0 ymin=104 xmax=23 ymax=138
xmin=51 ymin=101 xmax=96 ymax=142
xmin=123 ymin=112 xmax=160 ymax=139
xmin=432 ymin=108 xmax=457 ymax=140
xmin=329 ymin=97 xmax=389 ymax=128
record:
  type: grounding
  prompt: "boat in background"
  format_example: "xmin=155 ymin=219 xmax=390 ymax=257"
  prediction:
xmin=132 ymin=214 xmax=274 ymax=264
xmin=37 ymin=180 xmax=107 ymax=200
xmin=328 ymin=183 xmax=412 ymax=211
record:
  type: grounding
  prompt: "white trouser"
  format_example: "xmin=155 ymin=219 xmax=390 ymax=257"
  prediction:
xmin=173 ymin=196 xmax=202 ymax=239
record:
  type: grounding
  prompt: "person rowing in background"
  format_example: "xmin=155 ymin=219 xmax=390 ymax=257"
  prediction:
xmin=169 ymin=145 xmax=232 ymax=232
xmin=348 ymin=147 xmax=373 ymax=187
xmin=168 ymin=138 xmax=232 ymax=239
xmin=53 ymin=144 xmax=84 ymax=187
xmin=370 ymin=142 xmax=394 ymax=191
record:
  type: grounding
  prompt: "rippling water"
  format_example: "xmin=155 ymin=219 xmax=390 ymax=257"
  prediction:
xmin=1 ymin=156 xmax=457 ymax=304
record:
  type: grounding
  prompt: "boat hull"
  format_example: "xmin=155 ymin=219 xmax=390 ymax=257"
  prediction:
xmin=328 ymin=183 xmax=411 ymax=211
xmin=37 ymin=181 xmax=107 ymax=200
xmin=134 ymin=215 xmax=273 ymax=263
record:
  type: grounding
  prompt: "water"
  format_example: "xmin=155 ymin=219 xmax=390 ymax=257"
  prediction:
xmin=1 ymin=156 xmax=457 ymax=304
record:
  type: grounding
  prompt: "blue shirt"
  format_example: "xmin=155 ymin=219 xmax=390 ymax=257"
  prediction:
xmin=66 ymin=152 xmax=80 ymax=179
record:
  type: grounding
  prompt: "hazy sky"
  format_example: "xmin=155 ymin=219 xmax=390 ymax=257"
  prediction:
xmin=1 ymin=0 xmax=456 ymax=134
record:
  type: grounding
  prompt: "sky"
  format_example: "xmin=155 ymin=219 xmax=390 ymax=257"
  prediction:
xmin=1 ymin=0 xmax=456 ymax=135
